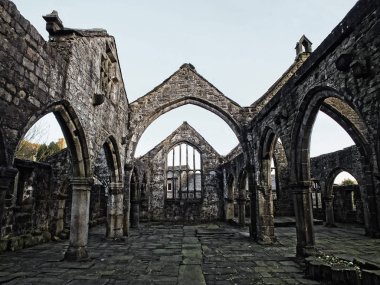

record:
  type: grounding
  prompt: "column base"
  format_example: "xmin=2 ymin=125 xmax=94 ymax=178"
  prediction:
xmin=64 ymin=245 xmax=89 ymax=261
xmin=324 ymin=222 xmax=337 ymax=228
xmin=296 ymin=245 xmax=317 ymax=257
xmin=365 ymin=228 xmax=380 ymax=238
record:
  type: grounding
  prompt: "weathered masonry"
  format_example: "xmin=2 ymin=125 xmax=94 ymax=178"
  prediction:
xmin=0 ymin=0 xmax=379 ymax=265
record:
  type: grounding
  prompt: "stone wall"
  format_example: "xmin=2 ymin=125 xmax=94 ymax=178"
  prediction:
xmin=0 ymin=0 xmax=128 ymax=177
xmin=246 ymin=0 xmax=380 ymax=243
xmin=138 ymin=122 xmax=223 ymax=222
xmin=333 ymin=185 xmax=364 ymax=224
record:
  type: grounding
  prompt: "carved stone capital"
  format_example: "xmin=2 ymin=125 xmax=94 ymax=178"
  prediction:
xmin=109 ymin=182 xmax=124 ymax=195
xmin=69 ymin=177 xmax=94 ymax=191
xmin=290 ymin=181 xmax=311 ymax=195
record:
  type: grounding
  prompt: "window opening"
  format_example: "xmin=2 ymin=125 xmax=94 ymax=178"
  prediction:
xmin=166 ymin=143 xmax=202 ymax=200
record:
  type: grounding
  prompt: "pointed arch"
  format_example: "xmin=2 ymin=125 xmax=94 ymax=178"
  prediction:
xmin=102 ymin=136 xmax=122 ymax=183
xmin=325 ymin=168 xmax=358 ymax=197
xmin=291 ymin=86 xmax=378 ymax=236
xmin=14 ymin=100 xmax=90 ymax=177
xmin=291 ymin=86 xmax=370 ymax=183
xmin=258 ymin=127 xmax=278 ymax=186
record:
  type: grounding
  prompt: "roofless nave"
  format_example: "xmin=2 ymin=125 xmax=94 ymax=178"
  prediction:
xmin=0 ymin=0 xmax=379 ymax=284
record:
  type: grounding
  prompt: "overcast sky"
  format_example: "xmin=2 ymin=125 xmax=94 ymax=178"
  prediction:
xmin=13 ymin=0 xmax=357 ymax=162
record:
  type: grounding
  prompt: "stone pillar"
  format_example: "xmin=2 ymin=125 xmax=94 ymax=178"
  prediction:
xmin=247 ymin=168 xmax=257 ymax=239
xmin=224 ymin=198 xmax=234 ymax=221
xmin=123 ymin=166 xmax=132 ymax=236
xmin=107 ymin=182 xmax=124 ymax=238
xmin=238 ymin=196 xmax=246 ymax=226
xmin=64 ymin=177 xmax=93 ymax=261
xmin=130 ymin=201 xmax=140 ymax=228
xmin=0 ymin=167 xmax=18 ymax=227
xmin=291 ymin=182 xmax=315 ymax=257
xmin=256 ymin=185 xmax=275 ymax=244
xmin=324 ymin=195 xmax=336 ymax=227
xmin=361 ymin=172 xmax=380 ymax=237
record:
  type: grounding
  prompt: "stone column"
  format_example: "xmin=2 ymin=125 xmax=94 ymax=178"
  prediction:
xmin=224 ymin=198 xmax=234 ymax=221
xmin=107 ymin=182 xmax=124 ymax=238
xmin=247 ymin=168 xmax=257 ymax=239
xmin=324 ymin=195 xmax=336 ymax=227
xmin=256 ymin=185 xmax=275 ymax=244
xmin=360 ymin=172 xmax=380 ymax=237
xmin=130 ymin=177 xmax=140 ymax=228
xmin=238 ymin=195 xmax=246 ymax=226
xmin=0 ymin=167 xmax=18 ymax=227
xmin=123 ymin=167 xmax=132 ymax=236
xmin=64 ymin=177 xmax=93 ymax=261
xmin=291 ymin=182 xmax=315 ymax=257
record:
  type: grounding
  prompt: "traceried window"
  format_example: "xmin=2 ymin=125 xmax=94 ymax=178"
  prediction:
xmin=166 ymin=143 xmax=202 ymax=200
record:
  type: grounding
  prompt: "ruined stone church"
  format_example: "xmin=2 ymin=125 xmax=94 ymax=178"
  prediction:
xmin=0 ymin=0 xmax=379 ymax=284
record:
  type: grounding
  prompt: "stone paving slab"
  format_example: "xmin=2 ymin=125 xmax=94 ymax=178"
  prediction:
xmin=0 ymin=222 xmax=377 ymax=284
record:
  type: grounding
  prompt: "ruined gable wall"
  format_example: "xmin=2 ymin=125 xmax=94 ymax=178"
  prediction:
xmin=0 ymin=0 xmax=129 ymax=176
xmin=138 ymin=124 xmax=223 ymax=222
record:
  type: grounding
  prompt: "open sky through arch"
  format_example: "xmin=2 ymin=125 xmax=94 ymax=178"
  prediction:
xmin=13 ymin=0 xmax=358 ymax=161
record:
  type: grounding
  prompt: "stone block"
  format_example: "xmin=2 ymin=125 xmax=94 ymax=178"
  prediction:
xmin=42 ymin=231 xmax=51 ymax=242
xmin=0 ymin=238 xmax=9 ymax=253
xmin=22 ymin=233 xmax=35 ymax=248
xmin=362 ymin=270 xmax=380 ymax=285
xmin=9 ymin=236 xmax=24 ymax=251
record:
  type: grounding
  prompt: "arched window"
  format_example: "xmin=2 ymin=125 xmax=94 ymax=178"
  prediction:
xmin=166 ymin=143 xmax=202 ymax=200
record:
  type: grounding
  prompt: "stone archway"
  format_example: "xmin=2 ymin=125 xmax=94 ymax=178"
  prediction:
xmin=17 ymin=100 xmax=93 ymax=261
xmin=126 ymin=64 xmax=248 ymax=162
xmin=256 ymin=127 xmax=278 ymax=244
xmin=100 ymin=136 xmax=124 ymax=238
xmin=290 ymin=87 xmax=378 ymax=255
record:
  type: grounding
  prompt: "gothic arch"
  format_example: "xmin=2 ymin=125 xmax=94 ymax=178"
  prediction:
xmin=291 ymin=86 xmax=370 ymax=183
xmin=291 ymin=86 xmax=379 ymax=236
xmin=127 ymin=64 xmax=245 ymax=160
xmin=102 ymin=136 xmax=122 ymax=183
xmin=325 ymin=168 xmax=358 ymax=197
xmin=14 ymin=100 xmax=90 ymax=177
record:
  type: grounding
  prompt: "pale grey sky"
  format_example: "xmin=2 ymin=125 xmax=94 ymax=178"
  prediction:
xmin=14 ymin=0 xmax=356 ymax=160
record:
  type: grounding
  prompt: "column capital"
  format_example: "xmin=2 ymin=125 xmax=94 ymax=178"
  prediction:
xmin=110 ymin=182 xmax=124 ymax=194
xmin=69 ymin=177 xmax=94 ymax=189
xmin=290 ymin=181 xmax=311 ymax=194
xmin=323 ymin=195 xmax=334 ymax=202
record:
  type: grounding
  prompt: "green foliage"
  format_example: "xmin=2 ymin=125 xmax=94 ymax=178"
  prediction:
xmin=15 ymin=140 xmax=39 ymax=160
xmin=341 ymin=178 xmax=357 ymax=186
xmin=36 ymin=142 xmax=61 ymax=161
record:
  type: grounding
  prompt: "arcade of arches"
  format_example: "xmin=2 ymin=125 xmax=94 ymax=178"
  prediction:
xmin=0 ymin=0 xmax=380 ymax=283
